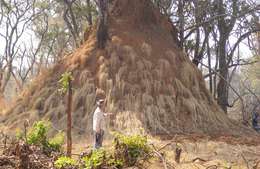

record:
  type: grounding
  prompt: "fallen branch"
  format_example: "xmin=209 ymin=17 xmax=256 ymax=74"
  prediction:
xmin=137 ymin=135 xmax=178 ymax=164
xmin=152 ymin=150 xmax=168 ymax=169
xmin=253 ymin=160 xmax=260 ymax=169
xmin=192 ymin=157 xmax=208 ymax=163
xmin=205 ymin=165 xmax=218 ymax=169
xmin=241 ymin=153 xmax=250 ymax=169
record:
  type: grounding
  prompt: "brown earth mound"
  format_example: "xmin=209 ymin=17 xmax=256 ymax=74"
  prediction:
xmin=0 ymin=0 xmax=255 ymax=137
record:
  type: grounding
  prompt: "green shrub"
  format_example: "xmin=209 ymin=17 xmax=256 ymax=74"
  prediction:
xmin=51 ymin=133 xmax=151 ymax=169
xmin=54 ymin=156 xmax=77 ymax=169
xmin=48 ymin=132 xmax=65 ymax=152
xmin=17 ymin=120 xmax=65 ymax=152
xmin=27 ymin=121 xmax=50 ymax=145
xmin=82 ymin=149 xmax=106 ymax=169
xmin=112 ymin=132 xmax=151 ymax=166
xmin=15 ymin=128 xmax=23 ymax=140
xmin=107 ymin=158 xmax=123 ymax=169
xmin=58 ymin=72 xmax=73 ymax=94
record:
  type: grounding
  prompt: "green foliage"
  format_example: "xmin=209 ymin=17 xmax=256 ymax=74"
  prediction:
xmin=27 ymin=121 xmax=50 ymax=145
xmin=82 ymin=149 xmax=106 ymax=169
xmin=54 ymin=156 xmax=77 ymax=169
xmin=107 ymin=158 xmax=123 ymax=169
xmin=81 ymin=133 xmax=150 ymax=168
xmin=58 ymin=72 xmax=73 ymax=94
xmin=112 ymin=132 xmax=151 ymax=166
xmin=15 ymin=128 xmax=23 ymax=140
xmin=51 ymin=133 xmax=150 ymax=168
xmin=82 ymin=149 xmax=123 ymax=169
xmin=48 ymin=132 xmax=65 ymax=152
xmin=17 ymin=121 xmax=64 ymax=152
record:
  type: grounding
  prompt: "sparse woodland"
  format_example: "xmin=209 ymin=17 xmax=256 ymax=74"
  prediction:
xmin=0 ymin=0 xmax=260 ymax=169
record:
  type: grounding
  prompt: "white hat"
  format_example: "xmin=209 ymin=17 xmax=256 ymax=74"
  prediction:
xmin=97 ymin=99 xmax=105 ymax=106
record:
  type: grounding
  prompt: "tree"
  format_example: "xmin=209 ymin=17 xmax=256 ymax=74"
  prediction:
xmin=0 ymin=0 xmax=44 ymax=98
xmin=152 ymin=0 xmax=260 ymax=113
xmin=95 ymin=0 xmax=108 ymax=49
xmin=0 ymin=0 xmax=98 ymax=103
xmin=59 ymin=72 xmax=73 ymax=157
xmin=63 ymin=0 xmax=80 ymax=47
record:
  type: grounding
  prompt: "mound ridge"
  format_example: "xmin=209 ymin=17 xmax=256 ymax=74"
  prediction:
xmin=0 ymin=0 xmax=253 ymax=136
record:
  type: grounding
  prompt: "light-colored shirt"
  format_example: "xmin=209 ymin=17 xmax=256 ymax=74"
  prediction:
xmin=93 ymin=107 xmax=104 ymax=132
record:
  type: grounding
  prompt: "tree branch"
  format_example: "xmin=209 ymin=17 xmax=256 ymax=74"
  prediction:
xmin=199 ymin=61 xmax=246 ymax=121
xmin=228 ymin=28 xmax=260 ymax=64
xmin=204 ymin=60 xmax=259 ymax=78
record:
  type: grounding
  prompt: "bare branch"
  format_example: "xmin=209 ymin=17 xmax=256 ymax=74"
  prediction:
xmin=228 ymin=28 xmax=260 ymax=64
xmin=204 ymin=60 xmax=259 ymax=79
xmin=199 ymin=61 xmax=247 ymax=122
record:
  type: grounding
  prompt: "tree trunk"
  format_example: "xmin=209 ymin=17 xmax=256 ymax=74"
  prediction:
xmin=217 ymin=34 xmax=228 ymax=113
xmin=207 ymin=40 xmax=213 ymax=93
xmin=0 ymin=63 xmax=12 ymax=96
xmin=67 ymin=79 xmax=72 ymax=157
xmin=177 ymin=0 xmax=184 ymax=49
xmin=97 ymin=0 xmax=109 ymax=49
xmin=86 ymin=0 xmax=93 ymax=26
xmin=192 ymin=0 xmax=200 ymax=65
xmin=63 ymin=0 xmax=80 ymax=47
xmin=213 ymin=50 xmax=218 ymax=99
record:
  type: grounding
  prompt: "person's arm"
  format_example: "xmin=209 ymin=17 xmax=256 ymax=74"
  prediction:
xmin=104 ymin=112 xmax=113 ymax=116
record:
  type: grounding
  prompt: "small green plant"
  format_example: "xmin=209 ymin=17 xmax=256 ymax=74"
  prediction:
xmin=79 ymin=133 xmax=150 ymax=169
xmin=58 ymin=72 xmax=73 ymax=94
xmin=112 ymin=132 xmax=151 ymax=166
xmin=15 ymin=128 xmax=23 ymax=140
xmin=27 ymin=121 xmax=50 ymax=145
xmin=17 ymin=120 xmax=64 ymax=152
xmin=82 ymin=149 xmax=106 ymax=169
xmin=54 ymin=156 xmax=77 ymax=169
xmin=107 ymin=158 xmax=123 ymax=169
xmin=48 ymin=132 xmax=65 ymax=152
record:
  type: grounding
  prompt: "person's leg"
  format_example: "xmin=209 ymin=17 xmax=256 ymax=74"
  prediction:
xmin=93 ymin=131 xmax=97 ymax=149
xmin=99 ymin=130 xmax=104 ymax=147
xmin=94 ymin=131 xmax=101 ymax=149
xmin=255 ymin=126 xmax=260 ymax=132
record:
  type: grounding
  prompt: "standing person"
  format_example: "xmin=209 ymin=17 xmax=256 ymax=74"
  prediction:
xmin=93 ymin=99 xmax=112 ymax=149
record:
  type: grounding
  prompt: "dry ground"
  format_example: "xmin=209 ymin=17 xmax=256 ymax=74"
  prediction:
xmin=69 ymin=132 xmax=260 ymax=169
xmin=0 ymin=128 xmax=260 ymax=169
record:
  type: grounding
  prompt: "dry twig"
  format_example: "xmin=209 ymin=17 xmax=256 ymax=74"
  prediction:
xmin=205 ymin=165 xmax=218 ymax=169
xmin=253 ymin=160 xmax=260 ymax=169
xmin=241 ymin=153 xmax=250 ymax=169
xmin=192 ymin=157 xmax=208 ymax=163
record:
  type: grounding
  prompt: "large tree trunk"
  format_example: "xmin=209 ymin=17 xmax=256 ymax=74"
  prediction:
xmin=207 ymin=40 xmax=213 ymax=93
xmin=217 ymin=35 xmax=228 ymax=113
xmin=63 ymin=0 xmax=80 ymax=47
xmin=216 ymin=0 xmax=230 ymax=113
xmin=177 ymin=0 xmax=184 ymax=49
xmin=86 ymin=0 xmax=93 ymax=26
xmin=96 ymin=0 xmax=109 ymax=49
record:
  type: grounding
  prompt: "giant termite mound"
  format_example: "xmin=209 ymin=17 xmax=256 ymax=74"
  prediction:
xmin=0 ymin=0 xmax=253 ymax=136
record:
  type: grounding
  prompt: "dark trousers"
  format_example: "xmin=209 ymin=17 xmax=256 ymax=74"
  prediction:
xmin=254 ymin=126 xmax=260 ymax=132
xmin=93 ymin=130 xmax=104 ymax=149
